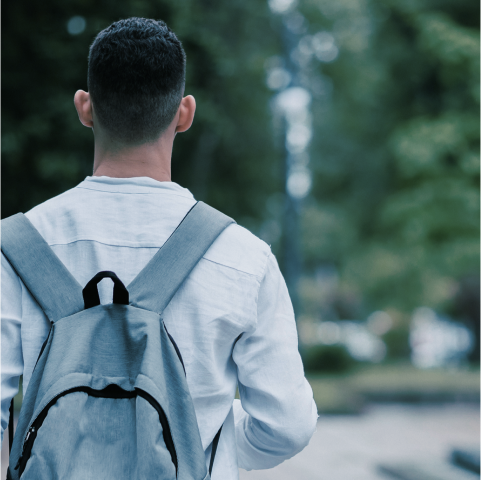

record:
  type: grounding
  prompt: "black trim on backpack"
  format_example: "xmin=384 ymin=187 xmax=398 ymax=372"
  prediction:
xmin=83 ymin=271 xmax=129 ymax=309
xmin=164 ymin=324 xmax=186 ymax=375
xmin=15 ymin=385 xmax=177 ymax=478
xmin=8 ymin=327 xmax=52 ymax=476
xmin=8 ymin=399 xmax=14 ymax=455
xmin=33 ymin=328 xmax=52 ymax=371
xmin=209 ymin=426 xmax=223 ymax=476
xmin=137 ymin=390 xmax=178 ymax=473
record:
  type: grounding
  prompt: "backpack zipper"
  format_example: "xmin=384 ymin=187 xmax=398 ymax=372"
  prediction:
xmin=137 ymin=389 xmax=178 ymax=470
xmin=14 ymin=385 xmax=177 ymax=478
xmin=14 ymin=427 xmax=35 ymax=470
xmin=15 ymin=329 xmax=53 ymax=471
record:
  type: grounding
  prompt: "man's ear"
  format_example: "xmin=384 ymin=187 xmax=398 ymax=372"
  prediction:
xmin=74 ymin=90 xmax=94 ymax=128
xmin=175 ymin=95 xmax=196 ymax=133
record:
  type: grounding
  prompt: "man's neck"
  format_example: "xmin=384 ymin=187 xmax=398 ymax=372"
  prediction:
xmin=92 ymin=133 xmax=173 ymax=182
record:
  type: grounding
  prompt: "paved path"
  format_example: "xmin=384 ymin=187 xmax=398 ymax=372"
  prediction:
xmin=239 ymin=404 xmax=479 ymax=480
xmin=2 ymin=404 xmax=479 ymax=479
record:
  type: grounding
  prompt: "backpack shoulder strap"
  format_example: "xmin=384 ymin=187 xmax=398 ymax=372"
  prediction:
xmin=1 ymin=213 xmax=84 ymax=323
xmin=128 ymin=201 xmax=235 ymax=315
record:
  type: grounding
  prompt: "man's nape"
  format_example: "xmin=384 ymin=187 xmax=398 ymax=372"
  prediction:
xmin=73 ymin=17 xmax=196 ymax=182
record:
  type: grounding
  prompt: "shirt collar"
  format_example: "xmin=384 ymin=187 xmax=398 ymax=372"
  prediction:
xmin=76 ymin=176 xmax=195 ymax=199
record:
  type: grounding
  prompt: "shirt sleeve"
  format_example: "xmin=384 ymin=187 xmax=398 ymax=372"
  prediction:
xmin=232 ymin=252 xmax=318 ymax=470
xmin=1 ymin=254 xmax=24 ymax=444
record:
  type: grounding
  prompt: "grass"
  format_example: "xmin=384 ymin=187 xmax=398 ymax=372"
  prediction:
xmin=308 ymin=363 xmax=480 ymax=414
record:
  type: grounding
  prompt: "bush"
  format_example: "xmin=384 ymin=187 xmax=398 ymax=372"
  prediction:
xmin=383 ymin=327 xmax=411 ymax=360
xmin=302 ymin=344 xmax=356 ymax=374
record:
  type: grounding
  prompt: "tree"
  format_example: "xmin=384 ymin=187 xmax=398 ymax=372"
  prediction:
xmin=2 ymin=0 xmax=281 ymax=225
xmin=294 ymin=0 xmax=479 ymax=317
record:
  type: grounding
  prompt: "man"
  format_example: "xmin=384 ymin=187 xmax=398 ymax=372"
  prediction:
xmin=1 ymin=17 xmax=317 ymax=478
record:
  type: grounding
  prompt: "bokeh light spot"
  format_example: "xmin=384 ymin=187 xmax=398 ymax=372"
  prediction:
xmin=67 ymin=16 xmax=86 ymax=36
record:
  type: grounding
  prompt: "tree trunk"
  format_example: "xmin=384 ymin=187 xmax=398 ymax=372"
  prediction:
xmin=456 ymin=274 xmax=481 ymax=364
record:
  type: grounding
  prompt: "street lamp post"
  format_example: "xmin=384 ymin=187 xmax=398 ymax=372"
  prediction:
xmin=268 ymin=1 xmax=313 ymax=321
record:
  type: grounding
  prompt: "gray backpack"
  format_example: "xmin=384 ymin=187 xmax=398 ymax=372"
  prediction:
xmin=2 ymin=201 xmax=234 ymax=480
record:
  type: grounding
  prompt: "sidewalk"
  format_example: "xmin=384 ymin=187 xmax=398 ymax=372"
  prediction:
xmin=239 ymin=404 xmax=480 ymax=480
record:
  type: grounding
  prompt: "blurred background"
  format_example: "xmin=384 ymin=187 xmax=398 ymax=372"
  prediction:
xmin=2 ymin=0 xmax=479 ymax=478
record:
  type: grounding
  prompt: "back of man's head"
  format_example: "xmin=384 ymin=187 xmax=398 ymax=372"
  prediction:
xmin=88 ymin=17 xmax=186 ymax=145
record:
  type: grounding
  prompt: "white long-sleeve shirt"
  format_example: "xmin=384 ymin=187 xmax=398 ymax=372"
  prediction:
xmin=1 ymin=176 xmax=317 ymax=478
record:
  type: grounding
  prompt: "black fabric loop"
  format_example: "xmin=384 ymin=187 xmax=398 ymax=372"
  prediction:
xmin=83 ymin=271 xmax=129 ymax=309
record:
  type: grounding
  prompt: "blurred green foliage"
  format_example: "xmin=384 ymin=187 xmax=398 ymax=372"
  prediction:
xmin=2 ymin=0 xmax=479 ymax=319
xmin=297 ymin=0 xmax=479 ymax=315
xmin=2 ymin=0 xmax=281 ymax=223
xmin=303 ymin=344 xmax=356 ymax=373
xmin=383 ymin=326 xmax=411 ymax=360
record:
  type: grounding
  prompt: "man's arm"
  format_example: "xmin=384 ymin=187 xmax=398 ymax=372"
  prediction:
xmin=1 ymin=254 xmax=24 ymax=443
xmin=232 ymin=252 xmax=317 ymax=470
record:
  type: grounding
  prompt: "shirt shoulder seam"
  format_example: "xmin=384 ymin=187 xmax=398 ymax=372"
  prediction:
xmin=45 ymin=239 xmax=265 ymax=278
xmin=252 ymin=249 xmax=273 ymax=330
xmin=202 ymin=257 xmax=263 ymax=279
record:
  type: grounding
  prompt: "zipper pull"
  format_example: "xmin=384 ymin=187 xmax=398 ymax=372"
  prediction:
xmin=15 ymin=427 xmax=35 ymax=470
xmin=24 ymin=426 xmax=35 ymax=444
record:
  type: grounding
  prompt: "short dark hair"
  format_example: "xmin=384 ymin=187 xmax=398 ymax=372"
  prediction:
xmin=88 ymin=18 xmax=186 ymax=144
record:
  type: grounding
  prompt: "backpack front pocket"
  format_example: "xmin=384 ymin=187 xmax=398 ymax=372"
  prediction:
xmin=18 ymin=385 xmax=177 ymax=480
